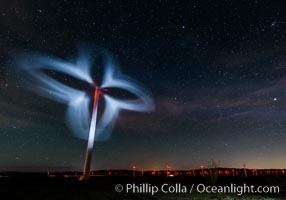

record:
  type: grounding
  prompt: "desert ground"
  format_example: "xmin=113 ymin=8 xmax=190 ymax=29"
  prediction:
xmin=0 ymin=173 xmax=285 ymax=200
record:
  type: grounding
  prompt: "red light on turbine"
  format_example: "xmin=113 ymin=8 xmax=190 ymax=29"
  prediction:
xmin=94 ymin=87 xmax=101 ymax=98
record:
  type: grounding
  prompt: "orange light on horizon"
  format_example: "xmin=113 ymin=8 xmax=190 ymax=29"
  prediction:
xmin=132 ymin=165 xmax=136 ymax=177
xmin=200 ymin=165 xmax=205 ymax=176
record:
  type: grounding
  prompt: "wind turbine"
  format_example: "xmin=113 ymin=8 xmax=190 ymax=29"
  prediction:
xmin=15 ymin=47 xmax=154 ymax=180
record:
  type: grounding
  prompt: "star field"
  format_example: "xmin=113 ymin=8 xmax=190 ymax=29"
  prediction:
xmin=1 ymin=0 xmax=286 ymax=171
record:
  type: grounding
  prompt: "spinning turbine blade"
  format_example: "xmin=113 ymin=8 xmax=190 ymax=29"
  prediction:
xmin=14 ymin=47 xmax=155 ymax=180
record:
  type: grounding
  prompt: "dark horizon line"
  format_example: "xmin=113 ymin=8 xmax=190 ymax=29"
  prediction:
xmin=1 ymin=167 xmax=286 ymax=173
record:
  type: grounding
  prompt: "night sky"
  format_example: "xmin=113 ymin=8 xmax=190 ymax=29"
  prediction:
xmin=1 ymin=0 xmax=286 ymax=172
